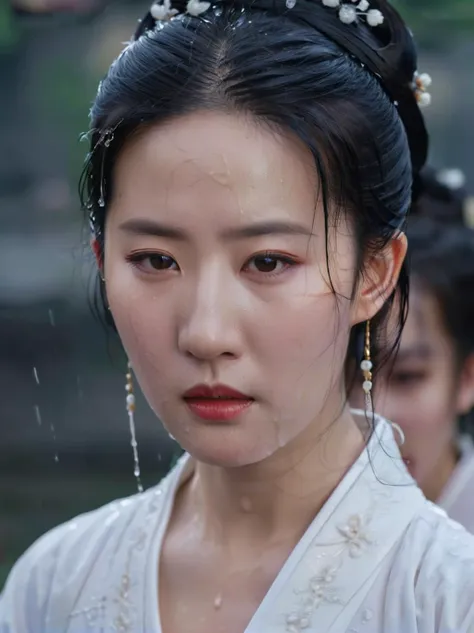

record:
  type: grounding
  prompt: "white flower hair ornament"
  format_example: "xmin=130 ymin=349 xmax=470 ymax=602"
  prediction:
xmin=413 ymin=71 xmax=432 ymax=108
xmin=320 ymin=0 xmax=384 ymax=27
xmin=150 ymin=0 xmax=210 ymax=21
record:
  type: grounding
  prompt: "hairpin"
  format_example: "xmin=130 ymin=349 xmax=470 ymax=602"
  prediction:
xmin=413 ymin=71 xmax=432 ymax=107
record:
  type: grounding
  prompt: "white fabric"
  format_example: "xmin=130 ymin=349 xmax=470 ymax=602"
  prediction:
xmin=2 ymin=417 xmax=474 ymax=633
xmin=438 ymin=435 xmax=474 ymax=534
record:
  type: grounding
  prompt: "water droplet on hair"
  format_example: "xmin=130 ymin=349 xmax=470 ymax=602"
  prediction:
xmin=285 ymin=0 xmax=296 ymax=8
xmin=98 ymin=196 xmax=105 ymax=208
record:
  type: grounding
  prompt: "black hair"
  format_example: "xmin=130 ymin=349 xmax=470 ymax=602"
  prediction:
xmin=408 ymin=169 xmax=474 ymax=432
xmin=79 ymin=0 xmax=429 ymax=387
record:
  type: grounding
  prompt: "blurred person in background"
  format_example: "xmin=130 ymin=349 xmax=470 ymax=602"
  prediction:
xmin=3 ymin=1 xmax=474 ymax=632
xmin=351 ymin=168 xmax=474 ymax=531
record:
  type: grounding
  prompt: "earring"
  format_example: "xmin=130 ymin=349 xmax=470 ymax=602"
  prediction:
xmin=126 ymin=362 xmax=143 ymax=493
xmin=360 ymin=320 xmax=373 ymax=409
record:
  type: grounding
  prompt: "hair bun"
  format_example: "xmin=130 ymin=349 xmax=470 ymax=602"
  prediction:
xmin=284 ymin=0 xmax=429 ymax=174
xmin=412 ymin=166 xmax=470 ymax=226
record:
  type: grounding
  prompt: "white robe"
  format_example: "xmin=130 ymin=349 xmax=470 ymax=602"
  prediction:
xmin=2 ymin=416 xmax=474 ymax=633
xmin=438 ymin=435 xmax=474 ymax=534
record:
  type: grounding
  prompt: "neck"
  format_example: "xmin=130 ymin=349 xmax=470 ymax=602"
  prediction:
xmin=180 ymin=405 xmax=366 ymax=548
xmin=421 ymin=441 xmax=459 ymax=503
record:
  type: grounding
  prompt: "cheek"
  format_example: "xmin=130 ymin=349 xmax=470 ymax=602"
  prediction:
xmin=386 ymin=376 xmax=457 ymax=458
xmin=251 ymin=292 xmax=352 ymax=400
xmin=105 ymin=267 xmax=174 ymax=379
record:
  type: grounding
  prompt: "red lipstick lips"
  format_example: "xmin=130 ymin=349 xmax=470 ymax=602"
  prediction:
xmin=183 ymin=384 xmax=254 ymax=421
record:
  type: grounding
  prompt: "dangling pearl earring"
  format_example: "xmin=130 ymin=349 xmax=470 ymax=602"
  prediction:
xmin=126 ymin=362 xmax=143 ymax=493
xmin=360 ymin=320 xmax=373 ymax=411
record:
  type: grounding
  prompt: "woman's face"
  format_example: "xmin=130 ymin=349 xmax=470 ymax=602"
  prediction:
xmin=103 ymin=112 xmax=378 ymax=467
xmin=352 ymin=282 xmax=473 ymax=489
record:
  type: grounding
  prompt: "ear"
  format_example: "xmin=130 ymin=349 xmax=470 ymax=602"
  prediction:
xmin=456 ymin=353 xmax=474 ymax=415
xmin=350 ymin=233 xmax=407 ymax=326
xmin=91 ymin=238 xmax=104 ymax=275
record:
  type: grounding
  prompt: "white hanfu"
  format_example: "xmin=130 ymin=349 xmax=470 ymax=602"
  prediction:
xmin=438 ymin=435 xmax=474 ymax=534
xmin=2 ymin=416 xmax=474 ymax=633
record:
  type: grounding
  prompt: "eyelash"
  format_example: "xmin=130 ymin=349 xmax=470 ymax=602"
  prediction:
xmin=125 ymin=250 xmax=300 ymax=278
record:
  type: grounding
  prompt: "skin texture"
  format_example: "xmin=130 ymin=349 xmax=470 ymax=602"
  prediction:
xmin=351 ymin=282 xmax=474 ymax=503
xmin=97 ymin=110 xmax=406 ymax=633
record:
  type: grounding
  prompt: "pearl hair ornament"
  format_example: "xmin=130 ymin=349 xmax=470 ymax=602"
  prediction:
xmin=321 ymin=0 xmax=384 ymax=27
xmin=147 ymin=0 xmax=432 ymax=109
xmin=413 ymin=71 xmax=432 ymax=108
xmin=150 ymin=0 xmax=210 ymax=20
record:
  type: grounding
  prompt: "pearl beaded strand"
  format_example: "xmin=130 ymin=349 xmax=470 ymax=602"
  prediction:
xmin=361 ymin=320 xmax=373 ymax=411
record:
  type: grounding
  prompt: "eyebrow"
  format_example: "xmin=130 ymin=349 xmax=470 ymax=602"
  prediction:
xmin=118 ymin=218 xmax=315 ymax=240
xmin=396 ymin=344 xmax=433 ymax=361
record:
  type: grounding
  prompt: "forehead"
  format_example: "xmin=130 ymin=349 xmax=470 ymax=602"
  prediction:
xmin=400 ymin=283 xmax=448 ymax=356
xmin=110 ymin=111 xmax=319 ymax=226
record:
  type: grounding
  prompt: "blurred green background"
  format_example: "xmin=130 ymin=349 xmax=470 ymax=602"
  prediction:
xmin=0 ymin=0 xmax=473 ymax=589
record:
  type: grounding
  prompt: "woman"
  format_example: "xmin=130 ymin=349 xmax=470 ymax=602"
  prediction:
xmin=352 ymin=169 xmax=474 ymax=531
xmin=2 ymin=1 xmax=474 ymax=632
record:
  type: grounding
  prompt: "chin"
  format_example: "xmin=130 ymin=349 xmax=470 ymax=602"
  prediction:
xmin=172 ymin=427 xmax=277 ymax=468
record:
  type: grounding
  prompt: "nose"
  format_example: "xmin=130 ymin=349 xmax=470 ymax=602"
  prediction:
xmin=178 ymin=268 xmax=243 ymax=363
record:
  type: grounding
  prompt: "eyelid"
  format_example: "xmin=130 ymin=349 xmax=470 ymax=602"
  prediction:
xmin=125 ymin=249 xmax=179 ymax=273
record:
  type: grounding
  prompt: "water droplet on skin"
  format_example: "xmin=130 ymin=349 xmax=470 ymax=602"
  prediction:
xmin=33 ymin=367 xmax=40 ymax=385
xmin=214 ymin=594 xmax=223 ymax=610
xmin=240 ymin=496 xmax=252 ymax=513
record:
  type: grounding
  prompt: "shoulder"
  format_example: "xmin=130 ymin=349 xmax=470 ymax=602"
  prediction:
xmin=397 ymin=501 xmax=474 ymax=631
xmin=0 ymin=471 xmax=175 ymax=633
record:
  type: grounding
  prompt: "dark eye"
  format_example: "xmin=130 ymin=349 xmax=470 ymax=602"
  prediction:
xmin=147 ymin=254 xmax=177 ymax=270
xmin=127 ymin=252 xmax=179 ymax=273
xmin=245 ymin=253 xmax=297 ymax=276
xmin=392 ymin=371 xmax=426 ymax=387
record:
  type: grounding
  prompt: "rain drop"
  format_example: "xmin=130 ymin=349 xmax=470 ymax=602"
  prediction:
xmin=214 ymin=594 xmax=223 ymax=610
xmin=48 ymin=309 xmax=56 ymax=326
xmin=33 ymin=367 xmax=40 ymax=385
xmin=50 ymin=424 xmax=59 ymax=462
xmin=34 ymin=405 xmax=42 ymax=426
